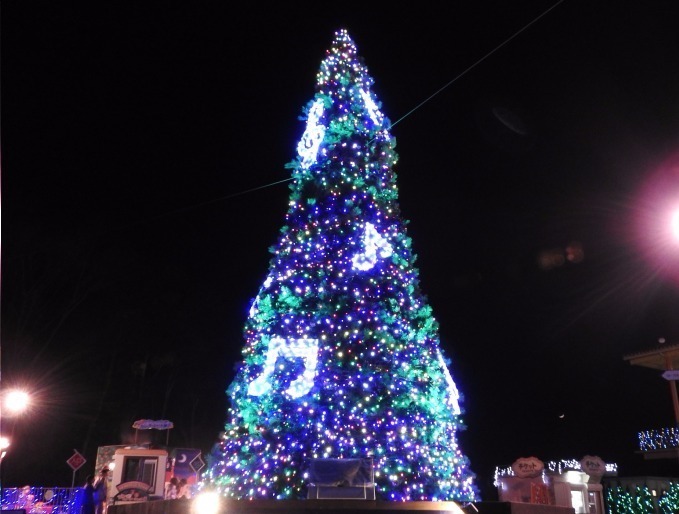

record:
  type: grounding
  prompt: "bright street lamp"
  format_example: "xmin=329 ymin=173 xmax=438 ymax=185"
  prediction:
xmin=632 ymin=148 xmax=679 ymax=287
xmin=1 ymin=389 xmax=32 ymax=463
xmin=4 ymin=390 xmax=31 ymax=415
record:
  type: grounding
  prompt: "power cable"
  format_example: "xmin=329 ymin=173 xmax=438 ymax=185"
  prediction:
xmin=7 ymin=3 xmax=569 ymax=249
xmin=111 ymin=0 xmax=566 ymax=231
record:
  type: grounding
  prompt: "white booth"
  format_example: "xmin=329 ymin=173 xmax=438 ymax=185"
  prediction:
xmin=495 ymin=456 xmax=615 ymax=514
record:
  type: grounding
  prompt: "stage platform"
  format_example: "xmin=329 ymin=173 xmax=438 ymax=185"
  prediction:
xmin=108 ymin=499 xmax=574 ymax=514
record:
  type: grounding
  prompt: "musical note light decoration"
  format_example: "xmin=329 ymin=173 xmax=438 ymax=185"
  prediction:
xmin=204 ymin=29 xmax=477 ymax=502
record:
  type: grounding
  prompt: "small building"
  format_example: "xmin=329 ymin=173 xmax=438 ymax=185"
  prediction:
xmin=110 ymin=447 xmax=169 ymax=504
xmin=96 ymin=444 xmax=205 ymax=507
xmin=495 ymin=456 xmax=616 ymax=514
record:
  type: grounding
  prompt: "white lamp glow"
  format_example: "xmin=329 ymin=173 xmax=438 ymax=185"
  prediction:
xmin=671 ymin=209 xmax=679 ymax=242
xmin=5 ymin=390 xmax=30 ymax=415
xmin=192 ymin=491 xmax=220 ymax=514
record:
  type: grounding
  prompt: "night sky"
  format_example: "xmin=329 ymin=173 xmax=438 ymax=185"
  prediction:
xmin=3 ymin=1 xmax=679 ymax=499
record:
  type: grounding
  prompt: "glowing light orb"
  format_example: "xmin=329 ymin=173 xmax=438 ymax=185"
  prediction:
xmin=192 ymin=491 xmax=220 ymax=514
xmin=4 ymin=390 xmax=30 ymax=415
xmin=633 ymin=150 xmax=679 ymax=285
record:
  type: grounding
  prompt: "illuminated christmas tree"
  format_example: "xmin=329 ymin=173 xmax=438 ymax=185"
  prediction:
xmin=204 ymin=29 xmax=477 ymax=502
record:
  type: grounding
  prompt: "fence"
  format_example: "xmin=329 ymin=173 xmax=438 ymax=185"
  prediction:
xmin=1 ymin=487 xmax=83 ymax=514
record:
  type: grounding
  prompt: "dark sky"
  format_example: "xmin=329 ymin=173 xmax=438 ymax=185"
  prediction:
xmin=3 ymin=1 xmax=679 ymax=499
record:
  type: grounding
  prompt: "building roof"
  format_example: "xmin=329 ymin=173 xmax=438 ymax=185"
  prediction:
xmin=624 ymin=342 xmax=679 ymax=370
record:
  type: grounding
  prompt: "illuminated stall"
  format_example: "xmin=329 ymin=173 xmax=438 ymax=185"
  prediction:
xmin=495 ymin=456 xmax=616 ymax=514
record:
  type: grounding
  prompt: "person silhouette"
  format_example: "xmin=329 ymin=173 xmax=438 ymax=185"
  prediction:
xmin=94 ymin=467 xmax=109 ymax=514
xmin=81 ymin=475 xmax=96 ymax=514
xmin=177 ymin=478 xmax=191 ymax=499
xmin=17 ymin=485 xmax=34 ymax=511
xmin=164 ymin=477 xmax=178 ymax=499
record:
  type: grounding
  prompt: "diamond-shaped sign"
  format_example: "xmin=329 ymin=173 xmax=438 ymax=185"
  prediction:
xmin=67 ymin=450 xmax=87 ymax=471
xmin=190 ymin=454 xmax=206 ymax=474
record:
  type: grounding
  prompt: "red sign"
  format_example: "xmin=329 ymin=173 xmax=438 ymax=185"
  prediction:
xmin=67 ymin=450 xmax=87 ymax=471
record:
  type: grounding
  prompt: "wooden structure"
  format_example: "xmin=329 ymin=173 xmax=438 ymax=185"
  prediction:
xmin=624 ymin=342 xmax=679 ymax=425
xmin=108 ymin=499 xmax=574 ymax=514
xmin=624 ymin=342 xmax=679 ymax=461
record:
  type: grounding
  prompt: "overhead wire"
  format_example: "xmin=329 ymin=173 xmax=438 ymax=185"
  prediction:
xmin=389 ymin=0 xmax=565 ymax=130
xmin=113 ymin=0 xmax=565 ymax=230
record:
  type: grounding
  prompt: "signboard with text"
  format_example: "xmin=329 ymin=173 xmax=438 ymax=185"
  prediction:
xmin=580 ymin=455 xmax=606 ymax=477
xmin=511 ymin=456 xmax=544 ymax=478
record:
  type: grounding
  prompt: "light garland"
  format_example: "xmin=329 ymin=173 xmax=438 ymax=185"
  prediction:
xmin=436 ymin=349 xmax=461 ymax=414
xmin=494 ymin=458 xmax=618 ymax=486
xmin=297 ymin=99 xmax=326 ymax=169
xmin=352 ymin=222 xmax=393 ymax=271
xmin=638 ymin=427 xmax=679 ymax=451
xmin=359 ymin=88 xmax=383 ymax=127
xmin=248 ymin=337 xmax=319 ymax=398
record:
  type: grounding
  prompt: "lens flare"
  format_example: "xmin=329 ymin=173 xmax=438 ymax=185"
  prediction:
xmin=632 ymin=150 xmax=679 ymax=285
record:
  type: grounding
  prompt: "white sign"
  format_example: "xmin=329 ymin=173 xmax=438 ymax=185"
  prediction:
xmin=662 ymin=370 xmax=679 ymax=381
xmin=132 ymin=419 xmax=174 ymax=430
xmin=511 ymin=456 xmax=544 ymax=478
xmin=580 ymin=455 xmax=605 ymax=476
